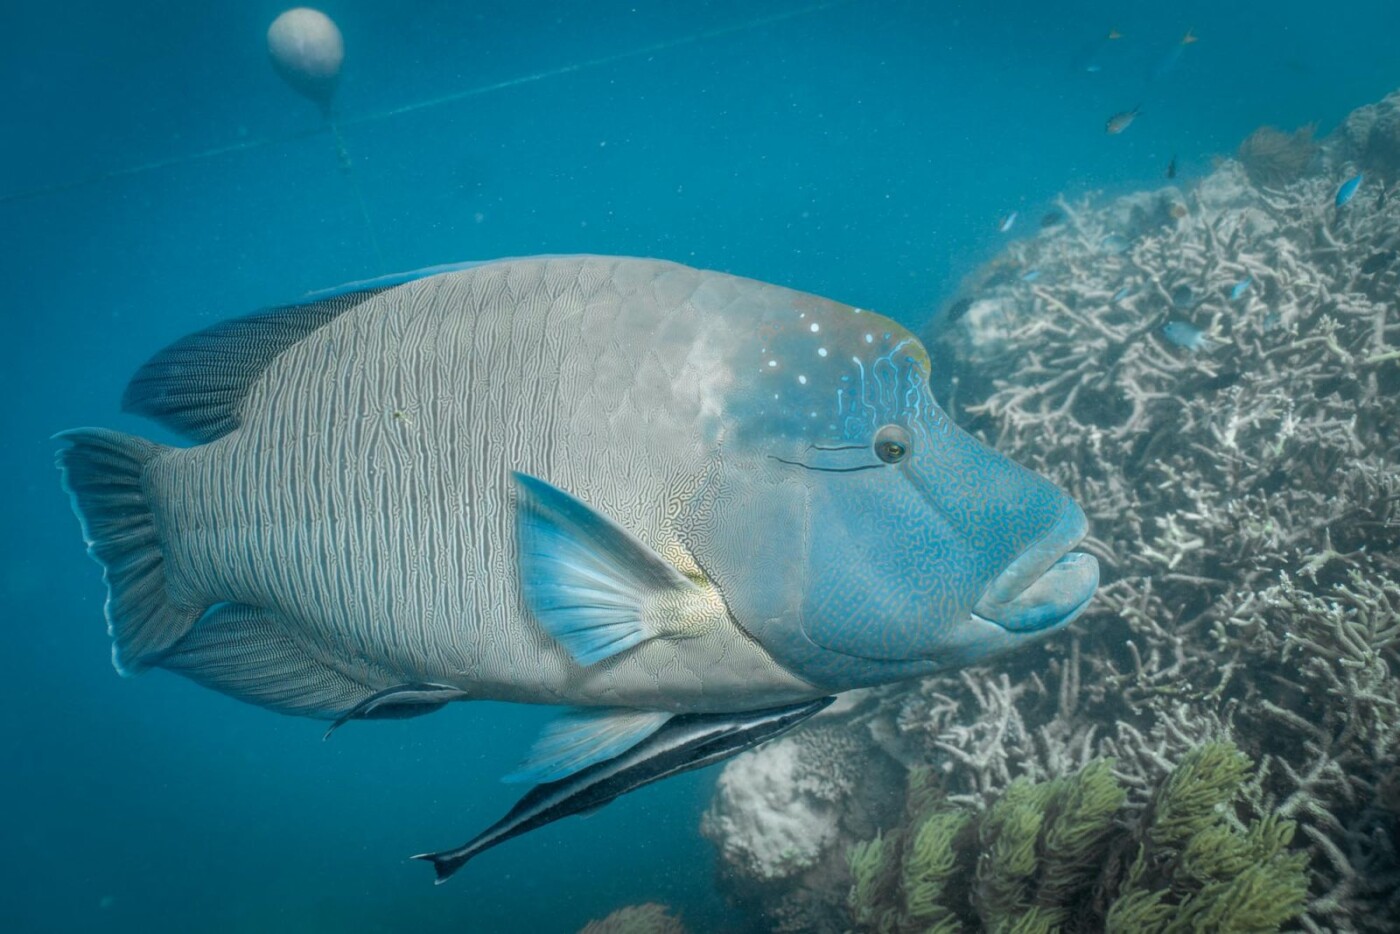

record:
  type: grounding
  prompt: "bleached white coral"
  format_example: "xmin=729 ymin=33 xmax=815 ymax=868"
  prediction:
xmin=700 ymin=725 xmax=862 ymax=882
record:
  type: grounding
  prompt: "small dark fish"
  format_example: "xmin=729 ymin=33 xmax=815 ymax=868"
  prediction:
xmin=1360 ymin=250 xmax=1398 ymax=275
xmin=1170 ymin=283 xmax=1195 ymax=308
xmin=1166 ymin=155 xmax=1178 ymax=179
xmin=1106 ymin=105 xmax=1141 ymax=135
xmin=998 ymin=211 xmax=1019 ymax=233
xmin=1198 ymin=370 xmax=1242 ymax=391
xmin=1039 ymin=209 xmax=1067 ymax=229
xmin=946 ymin=297 xmax=974 ymax=323
xmin=1336 ymin=174 xmax=1363 ymax=208
xmin=413 ymin=697 xmax=835 ymax=883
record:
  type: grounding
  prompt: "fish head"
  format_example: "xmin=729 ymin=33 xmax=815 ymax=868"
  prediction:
xmin=684 ymin=288 xmax=1098 ymax=692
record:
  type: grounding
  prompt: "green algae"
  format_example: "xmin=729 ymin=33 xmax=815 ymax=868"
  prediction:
xmin=847 ymin=741 xmax=1308 ymax=934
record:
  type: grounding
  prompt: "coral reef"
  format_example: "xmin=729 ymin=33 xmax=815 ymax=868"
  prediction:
xmin=576 ymin=903 xmax=687 ymax=934
xmin=845 ymin=743 xmax=1308 ymax=933
xmin=1237 ymin=125 xmax=1320 ymax=188
xmin=1335 ymin=89 xmax=1400 ymax=184
xmin=702 ymin=89 xmax=1400 ymax=933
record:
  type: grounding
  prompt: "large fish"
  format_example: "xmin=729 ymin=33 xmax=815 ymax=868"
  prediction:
xmin=56 ymin=255 xmax=1097 ymax=818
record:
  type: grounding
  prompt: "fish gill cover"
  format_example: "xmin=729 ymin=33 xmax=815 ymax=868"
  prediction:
xmin=698 ymin=89 xmax=1400 ymax=934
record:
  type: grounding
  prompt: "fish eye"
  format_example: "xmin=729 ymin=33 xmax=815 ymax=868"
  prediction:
xmin=873 ymin=424 xmax=912 ymax=464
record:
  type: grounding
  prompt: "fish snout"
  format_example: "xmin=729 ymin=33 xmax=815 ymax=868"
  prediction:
xmin=970 ymin=503 xmax=1099 ymax=633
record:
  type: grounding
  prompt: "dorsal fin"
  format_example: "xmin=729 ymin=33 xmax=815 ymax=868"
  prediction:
xmin=121 ymin=288 xmax=381 ymax=442
xmin=122 ymin=259 xmax=519 ymax=442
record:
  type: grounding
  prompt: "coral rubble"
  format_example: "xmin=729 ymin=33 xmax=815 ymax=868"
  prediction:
xmin=702 ymin=89 xmax=1400 ymax=933
xmin=576 ymin=903 xmax=688 ymax=934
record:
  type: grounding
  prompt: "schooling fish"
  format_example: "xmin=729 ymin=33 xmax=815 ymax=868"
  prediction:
xmin=415 ymin=697 xmax=834 ymax=882
xmin=1106 ymin=105 xmax=1141 ymax=135
xmin=1161 ymin=320 xmax=1211 ymax=351
xmin=998 ymin=211 xmax=1019 ymax=233
xmin=1336 ymin=174 xmax=1364 ymax=207
xmin=56 ymin=256 xmax=1097 ymax=857
xmin=1229 ymin=276 xmax=1252 ymax=301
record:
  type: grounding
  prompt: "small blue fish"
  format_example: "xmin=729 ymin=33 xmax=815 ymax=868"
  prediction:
xmin=1336 ymin=174 xmax=1363 ymax=208
xmin=1229 ymin=276 xmax=1252 ymax=301
xmin=1111 ymin=285 xmax=1134 ymax=302
xmin=1020 ymin=268 xmax=1041 ymax=283
xmin=1161 ymin=320 xmax=1210 ymax=351
xmin=1073 ymin=28 xmax=1124 ymax=75
xmin=999 ymin=211 xmax=1019 ymax=233
xmin=1151 ymin=30 xmax=1197 ymax=81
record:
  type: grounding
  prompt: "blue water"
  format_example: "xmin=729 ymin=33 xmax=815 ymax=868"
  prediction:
xmin=2 ymin=2 xmax=1397 ymax=931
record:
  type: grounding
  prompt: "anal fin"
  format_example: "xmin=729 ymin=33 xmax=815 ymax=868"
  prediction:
xmin=503 ymin=707 xmax=671 ymax=785
xmin=159 ymin=603 xmax=376 ymax=720
xmin=322 ymin=683 xmax=470 ymax=740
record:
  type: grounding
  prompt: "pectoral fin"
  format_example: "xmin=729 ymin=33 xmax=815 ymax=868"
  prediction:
xmin=502 ymin=707 xmax=672 ymax=785
xmin=513 ymin=472 xmax=714 ymax=666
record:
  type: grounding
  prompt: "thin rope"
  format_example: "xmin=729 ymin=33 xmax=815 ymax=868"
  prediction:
xmin=0 ymin=0 xmax=852 ymax=207
xmin=332 ymin=119 xmax=386 ymax=266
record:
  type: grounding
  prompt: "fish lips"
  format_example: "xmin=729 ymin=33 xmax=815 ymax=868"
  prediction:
xmin=970 ymin=503 xmax=1100 ymax=633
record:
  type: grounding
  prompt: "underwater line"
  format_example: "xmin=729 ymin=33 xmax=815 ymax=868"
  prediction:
xmin=0 ymin=0 xmax=857 ymax=207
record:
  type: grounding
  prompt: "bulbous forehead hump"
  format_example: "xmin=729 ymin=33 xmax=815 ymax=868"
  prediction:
xmin=704 ymin=278 xmax=933 ymax=443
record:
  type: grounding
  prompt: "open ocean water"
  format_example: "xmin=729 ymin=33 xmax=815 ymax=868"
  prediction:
xmin=3 ymin=2 xmax=1399 ymax=932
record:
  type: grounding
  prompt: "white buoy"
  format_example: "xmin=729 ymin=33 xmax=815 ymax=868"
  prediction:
xmin=267 ymin=8 xmax=344 ymax=114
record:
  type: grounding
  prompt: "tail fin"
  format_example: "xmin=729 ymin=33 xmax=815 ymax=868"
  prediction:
xmin=54 ymin=429 xmax=200 ymax=675
xmin=411 ymin=849 xmax=475 ymax=885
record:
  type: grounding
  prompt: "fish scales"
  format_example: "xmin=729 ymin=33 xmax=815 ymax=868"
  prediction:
xmin=147 ymin=257 xmax=804 ymax=710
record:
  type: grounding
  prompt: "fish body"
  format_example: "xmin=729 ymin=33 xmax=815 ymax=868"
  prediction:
xmin=415 ymin=697 xmax=834 ymax=882
xmin=1111 ymin=285 xmax=1134 ymax=302
xmin=1020 ymin=268 xmax=1041 ymax=283
xmin=1166 ymin=155 xmax=1178 ymax=179
xmin=1101 ymin=233 xmax=1132 ymax=254
xmin=57 ymin=256 xmax=1096 ymax=776
xmin=1230 ymin=276 xmax=1252 ymax=301
xmin=1072 ymin=28 xmax=1124 ymax=74
xmin=1106 ymin=105 xmax=1141 ymax=135
xmin=1337 ymin=173 xmax=1363 ymax=207
xmin=1162 ymin=319 xmax=1211 ymax=350
xmin=998 ymin=211 xmax=1018 ymax=233
xmin=1152 ymin=30 xmax=1197 ymax=80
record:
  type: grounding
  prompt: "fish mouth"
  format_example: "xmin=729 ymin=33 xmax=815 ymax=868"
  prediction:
xmin=970 ymin=503 xmax=1100 ymax=633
